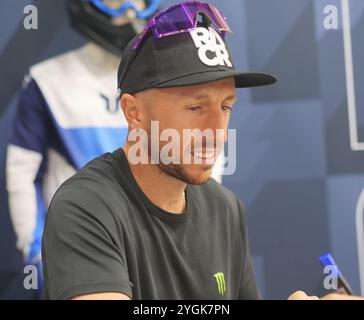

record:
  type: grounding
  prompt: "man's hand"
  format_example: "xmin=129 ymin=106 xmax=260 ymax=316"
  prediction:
xmin=288 ymin=291 xmax=364 ymax=300
xmin=321 ymin=293 xmax=364 ymax=300
xmin=72 ymin=292 xmax=131 ymax=300
xmin=288 ymin=291 xmax=319 ymax=300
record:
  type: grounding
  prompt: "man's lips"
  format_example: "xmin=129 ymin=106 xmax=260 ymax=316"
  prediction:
xmin=190 ymin=149 xmax=218 ymax=163
xmin=191 ymin=150 xmax=216 ymax=160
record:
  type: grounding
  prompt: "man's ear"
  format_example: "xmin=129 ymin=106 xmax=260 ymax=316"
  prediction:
xmin=120 ymin=93 xmax=142 ymax=129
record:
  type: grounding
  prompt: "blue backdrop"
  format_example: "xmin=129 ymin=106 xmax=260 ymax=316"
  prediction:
xmin=1 ymin=0 xmax=363 ymax=299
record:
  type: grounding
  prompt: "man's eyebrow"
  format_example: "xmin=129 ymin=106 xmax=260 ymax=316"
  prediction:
xmin=192 ymin=94 xmax=211 ymax=100
xmin=190 ymin=94 xmax=237 ymax=101
xmin=224 ymin=94 xmax=237 ymax=101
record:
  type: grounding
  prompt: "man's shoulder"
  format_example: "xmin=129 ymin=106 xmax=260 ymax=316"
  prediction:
xmin=47 ymin=151 xmax=128 ymax=227
xmin=53 ymin=150 xmax=124 ymax=204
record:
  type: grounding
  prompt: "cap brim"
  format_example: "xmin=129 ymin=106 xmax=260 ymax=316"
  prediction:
xmin=155 ymin=70 xmax=277 ymax=89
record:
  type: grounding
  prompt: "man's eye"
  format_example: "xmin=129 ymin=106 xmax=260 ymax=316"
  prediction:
xmin=222 ymin=106 xmax=232 ymax=112
xmin=188 ymin=106 xmax=202 ymax=111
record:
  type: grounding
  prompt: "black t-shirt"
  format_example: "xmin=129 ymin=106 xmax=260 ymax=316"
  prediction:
xmin=42 ymin=148 xmax=259 ymax=300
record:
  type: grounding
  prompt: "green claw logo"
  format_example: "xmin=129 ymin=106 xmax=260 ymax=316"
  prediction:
xmin=214 ymin=272 xmax=226 ymax=296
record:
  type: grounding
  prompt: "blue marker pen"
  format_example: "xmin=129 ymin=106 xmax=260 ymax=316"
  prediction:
xmin=319 ymin=253 xmax=354 ymax=295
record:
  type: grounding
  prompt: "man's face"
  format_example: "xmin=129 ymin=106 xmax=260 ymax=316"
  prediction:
xmin=134 ymin=78 xmax=236 ymax=185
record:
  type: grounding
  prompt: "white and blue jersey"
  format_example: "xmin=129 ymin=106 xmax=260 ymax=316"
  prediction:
xmin=6 ymin=45 xmax=128 ymax=267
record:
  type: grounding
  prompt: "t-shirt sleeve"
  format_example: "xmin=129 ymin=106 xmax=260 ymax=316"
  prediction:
xmin=42 ymin=186 xmax=132 ymax=300
xmin=236 ymin=199 xmax=261 ymax=300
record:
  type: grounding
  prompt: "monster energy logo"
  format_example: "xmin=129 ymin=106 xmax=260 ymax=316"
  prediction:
xmin=214 ymin=272 xmax=226 ymax=296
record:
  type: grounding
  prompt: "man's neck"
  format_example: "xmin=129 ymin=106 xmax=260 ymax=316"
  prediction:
xmin=123 ymin=147 xmax=187 ymax=214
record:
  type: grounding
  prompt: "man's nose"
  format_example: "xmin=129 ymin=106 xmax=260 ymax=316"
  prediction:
xmin=202 ymin=109 xmax=229 ymax=146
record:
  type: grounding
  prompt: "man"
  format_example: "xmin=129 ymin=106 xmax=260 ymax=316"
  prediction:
xmin=42 ymin=1 xmax=347 ymax=300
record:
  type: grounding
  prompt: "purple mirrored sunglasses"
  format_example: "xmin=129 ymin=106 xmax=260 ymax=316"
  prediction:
xmin=132 ymin=1 xmax=232 ymax=49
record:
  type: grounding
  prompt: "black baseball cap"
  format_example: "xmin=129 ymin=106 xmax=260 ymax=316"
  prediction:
xmin=117 ymin=26 xmax=277 ymax=95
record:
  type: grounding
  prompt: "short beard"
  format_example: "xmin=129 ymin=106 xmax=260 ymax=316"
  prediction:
xmin=157 ymin=162 xmax=211 ymax=185
xmin=144 ymin=122 xmax=211 ymax=185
